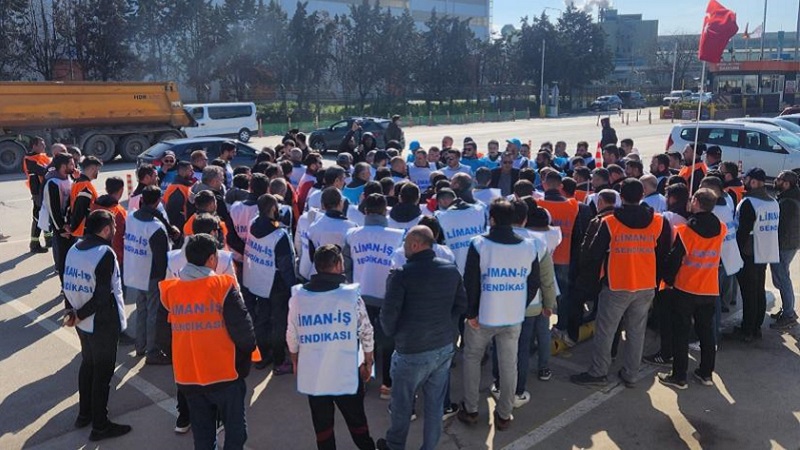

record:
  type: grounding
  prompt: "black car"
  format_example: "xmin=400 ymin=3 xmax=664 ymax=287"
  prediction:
xmin=309 ymin=117 xmax=390 ymax=153
xmin=136 ymin=137 xmax=260 ymax=168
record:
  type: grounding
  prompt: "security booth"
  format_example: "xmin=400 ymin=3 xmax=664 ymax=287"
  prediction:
xmin=709 ymin=60 xmax=800 ymax=113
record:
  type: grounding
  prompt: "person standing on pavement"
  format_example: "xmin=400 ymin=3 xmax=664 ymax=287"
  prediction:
xmin=124 ymin=186 xmax=171 ymax=364
xmin=305 ymin=187 xmax=358 ymax=275
xmin=434 ymin=188 xmax=487 ymax=274
xmin=229 ymin=173 xmax=270 ymax=267
xmin=24 ymin=136 xmax=51 ymax=253
xmin=729 ymin=168 xmax=780 ymax=342
xmin=600 ymin=117 xmax=618 ymax=148
xmin=657 ymin=188 xmax=726 ymax=390
xmin=287 ymin=244 xmax=376 ymax=450
xmin=163 ymin=161 xmax=196 ymax=232
xmin=719 ymin=161 xmax=745 ymax=205
xmin=769 ymin=170 xmax=800 ymax=330
xmin=458 ymin=199 xmax=543 ymax=431
xmin=62 ymin=210 xmax=131 ymax=442
xmin=42 ymin=153 xmax=75 ymax=282
xmin=571 ymin=179 xmax=670 ymax=388
xmin=91 ymin=177 xmax=128 ymax=274
xmin=377 ymin=226 xmax=467 ymax=450
xmin=69 ymin=156 xmax=102 ymax=239
xmin=385 ymin=115 xmax=405 ymax=149
xmin=160 ymin=233 xmax=255 ymax=450
xmin=490 ymin=152 xmax=520 ymax=197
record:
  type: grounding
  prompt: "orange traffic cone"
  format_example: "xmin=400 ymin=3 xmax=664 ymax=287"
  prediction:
xmin=595 ymin=142 xmax=603 ymax=166
xmin=251 ymin=347 xmax=262 ymax=363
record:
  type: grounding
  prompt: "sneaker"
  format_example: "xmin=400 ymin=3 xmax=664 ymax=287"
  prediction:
xmin=118 ymin=333 xmax=136 ymax=346
xmin=490 ymin=382 xmax=501 ymax=400
xmin=273 ymin=361 xmax=293 ymax=376
xmin=30 ymin=243 xmax=48 ymax=254
xmin=145 ymin=350 xmax=171 ymax=365
xmin=74 ymin=415 xmax=91 ymax=429
xmin=657 ymin=373 xmax=688 ymax=390
xmin=493 ymin=410 xmax=512 ymax=431
xmin=538 ymin=368 xmax=552 ymax=381
xmin=456 ymin=403 xmax=478 ymax=425
xmin=89 ymin=422 xmax=132 ymax=441
xmin=643 ymin=352 xmax=673 ymax=367
xmin=693 ymin=369 xmax=713 ymax=387
xmin=513 ymin=391 xmax=531 ymax=408
xmin=561 ymin=334 xmax=577 ymax=348
xmin=379 ymin=385 xmax=392 ymax=400
xmin=570 ymin=372 xmax=608 ymax=387
xmin=770 ymin=316 xmax=798 ymax=331
xmin=443 ymin=402 xmax=460 ymax=421
xmin=618 ymin=369 xmax=635 ymax=388
xmin=688 ymin=341 xmax=701 ymax=352
xmin=376 ymin=438 xmax=390 ymax=450
xmin=770 ymin=309 xmax=783 ymax=320
xmin=174 ymin=415 xmax=191 ymax=434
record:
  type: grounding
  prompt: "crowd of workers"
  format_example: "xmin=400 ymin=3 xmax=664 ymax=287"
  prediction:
xmin=20 ymin=119 xmax=799 ymax=448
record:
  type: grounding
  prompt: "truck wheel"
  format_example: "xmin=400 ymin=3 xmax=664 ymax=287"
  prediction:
xmin=158 ymin=131 xmax=182 ymax=142
xmin=237 ymin=128 xmax=251 ymax=143
xmin=0 ymin=141 xmax=24 ymax=174
xmin=83 ymin=135 xmax=116 ymax=162
xmin=119 ymin=134 xmax=150 ymax=162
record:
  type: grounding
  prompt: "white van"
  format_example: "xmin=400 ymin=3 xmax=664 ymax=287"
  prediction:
xmin=183 ymin=102 xmax=259 ymax=142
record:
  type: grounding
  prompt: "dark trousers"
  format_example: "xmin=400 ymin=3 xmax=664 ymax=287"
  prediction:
xmin=243 ymin=288 xmax=289 ymax=364
xmin=738 ymin=257 xmax=767 ymax=337
xmin=654 ymin=289 xmax=675 ymax=358
xmin=670 ymin=291 xmax=716 ymax=381
xmin=52 ymin=233 xmax=74 ymax=282
xmin=185 ymin=378 xmax=247 ymax=450
xmin=177 ymin=388 xmax=189 ymax=418
xmin=366 ymin=305 xmax=394 ymax=387
xmin=307 ymin=379 xmax=373 ymax=450
xmin=77 ymin=325 xmax=120 ymax=430
xmin=31 ymin=201 xmax=42 ymax=241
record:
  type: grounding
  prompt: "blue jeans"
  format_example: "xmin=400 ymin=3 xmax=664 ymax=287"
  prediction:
xmin=554 ymin=264 xmax=571 ymax=330
xmin=185 ymin=378 xmax=247 ymax=450
xmin=491 ymin=315 xmax=550 ymax=395
xmin=771 ymin=249 xmax=798 ymax=319
xmin=385 ymin=344 xmax=454 ymax=450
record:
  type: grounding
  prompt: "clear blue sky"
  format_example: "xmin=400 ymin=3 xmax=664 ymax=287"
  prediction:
xmin=492 ymin=0 xmax=800 ymax=35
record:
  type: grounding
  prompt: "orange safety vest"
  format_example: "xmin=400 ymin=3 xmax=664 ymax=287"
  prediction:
xmin=725 ymin=185 xmax=745 ymax=205
xmin=604 ymin=213 xmax=664 ymax=292
xmin=160 ymin=274 xmax=240 ymax=386
xmin=678 ymin=162 xmax=708 ymax=185
xmin=23 ymin=153 xmax=51 ymax=189
xmin=69 ymin=180 xmax=98 ymax=237
xmin=163 ymin=184 xmax=191 ymax=217
xmin=183 ymin=213 xmax=229 ymax=240
xmin=574 ymin=190 xmax=588 ymax=203
xmin=538 ymin=198 xmax=580 ymax=265
xmin=672 ymin=223 xmax=726 ymax=296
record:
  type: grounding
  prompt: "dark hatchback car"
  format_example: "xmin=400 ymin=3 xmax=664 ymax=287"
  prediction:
xmin=308 ymin=117 xmax=390 ymax=153
xmin=136 ymin=137 xmax=260 ymax=168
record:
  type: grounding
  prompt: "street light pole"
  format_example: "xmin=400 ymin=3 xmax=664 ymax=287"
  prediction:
xmin=540 ymin=38 xmax=546 ymax=118
xmin=671 ymin=40 xmax=678 ymax=91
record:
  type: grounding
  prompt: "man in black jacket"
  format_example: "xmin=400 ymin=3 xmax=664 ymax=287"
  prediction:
xmin=378 ymin=226 xmax=466 ymax=450
xmin=490 ymin=153 xmax=520 ymax=197
xmin=770 ymin=170 xmax=800 ymax=330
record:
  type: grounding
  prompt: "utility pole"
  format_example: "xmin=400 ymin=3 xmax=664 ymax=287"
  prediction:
xmin=760 ymin=0 xmax=768 ymax=60
xmin=540 ymin=38 xmax=546 ymax=118
xmin=671 ymin=40 xmax=678 ymax=91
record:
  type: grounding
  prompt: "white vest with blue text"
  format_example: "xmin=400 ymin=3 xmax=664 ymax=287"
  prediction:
xmin=740 ymin=197 xmax=780 ymax=264
xmin=391 ymin=243 xmax=455 ymax=269
xmin=296 ymin=211 xmax=317 ymax=280
xmin=128 ymin=194 xmax=168 ymax=218
xmin=514 ymin=227 xmax=558 ymax=311
xmin=347 ymin=205 xmax=365 ymax=226
xmin=346 ymin=225 xmax=405 ymax=301
xmin=473 ymin=188 xmax=501 ymax=206
xmin=292 ymin=284 xmax=360 ymax=396
xmin=713 ymin=201 xmax=744 ymax=276
xmin=64 ymin=244 xmax=127 ymax=333
xmin=167 ymin=245 xmax=236 ymax=279
xmin=387 ymin=214 xmax=422 ymax=232
xmin=243 ymin=227 xmax=288 ymax=297
xmin=307 ymin=214 xmax=358 ymax=275
xmin=123 ymin=216 xmax=168 ymax=290
xmin=40 ymin=177 xmax=72 ymax=231
xmin=435 ymin=204 xmax=487 ymax=274
xmin=408 ymin=165 xmax=433 ymax=190
xmin=229 ymin=201 xmax=258 ymax=261
xmin=471 ymin=236 xmax=536 ymax=327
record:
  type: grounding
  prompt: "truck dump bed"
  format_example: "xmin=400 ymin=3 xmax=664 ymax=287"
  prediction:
xmin=0 ymin=81 xmax=192 ymax=129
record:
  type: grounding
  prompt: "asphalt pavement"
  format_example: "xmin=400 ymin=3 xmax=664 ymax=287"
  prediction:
xmin=1 ymin=109 xmax=799 ymax=449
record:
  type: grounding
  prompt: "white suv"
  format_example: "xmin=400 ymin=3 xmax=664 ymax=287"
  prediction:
xmin=666 ymin=121 xmax=800 ymax=179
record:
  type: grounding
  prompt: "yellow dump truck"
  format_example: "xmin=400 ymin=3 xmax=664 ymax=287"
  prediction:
xmin=0 ymin=81 xmax=194 ymax=172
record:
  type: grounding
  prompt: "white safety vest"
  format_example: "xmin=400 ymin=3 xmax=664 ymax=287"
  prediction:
xmin=290 ymin=165 xmax=306 ymax=187
xmin=306 ymin=214 xmax=358 ymax=265
xmin=127 ymin=194 xmax=168 ymax=220
xmin=641 ymin=193 xmax=667 ymax=213
xmin=436 ymin=205 xmax=487 ymax=274
xmin=123 ymin=215 xmax=168 ymax=290
xmin=243 ymin=228 xmax=289 ymax=298
xmin=291 ymin=283 xmax=360 ymax=396
xmin=739 ymin=197 xmax=780 ymax=264
xmin=305 ymin=189 xmax=322 ymax=212
xmin=713 ymin=202 xmax=744 ymax=276
xmin=347 ymin=205 xmax=365 ymax=227
xmin=585 ymin=191 xmax=621 ymax=210
xmin=229 ymin=201 xmax=258 ymax=261
xmin=471 ymin=236 xmax=536 ymax=327
xmin=295 ymin=211 xmax=317 ymax=280
xmin=387 ymin=214 xmax=422 ymax=232
xmin=473 ymin=188 xmax=501 ymax=206
xmin=63 ymin=244 xmax=126 ymax=333
xmin=528 ymin=226 xmax=563 ymax=254
xmin=515 ymin=227 xmax=558 ymax=311
xmin=167 ymin=245 xmax=236 ymax=279
xmin=408 ymin=166 xmax=433 ymax=191
xmin=391 ymin=243 xmax=455 ymax=269
xmin=345 ymin=225 xmax=404 ymax=301
xmin=40 ymin=177 xmax=72 ymax=231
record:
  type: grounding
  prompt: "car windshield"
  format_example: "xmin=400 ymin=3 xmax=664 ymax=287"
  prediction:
xmin=773 ymin=130 xmax=800 ymax=149
xmin=770 ymin=119 xmax=800 ymax=134
xmin=143 ymin=142 xmax=174 ymax=157
xmin=597 ymin=96 xmax=609 ymax=100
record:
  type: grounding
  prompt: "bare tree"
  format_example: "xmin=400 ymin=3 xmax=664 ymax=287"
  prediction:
xmin=22 ymin=0 xmax=67 ymax=80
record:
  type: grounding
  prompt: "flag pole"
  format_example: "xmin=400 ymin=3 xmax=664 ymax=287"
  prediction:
xmin=690 ymin=61 xmax=707 ymax=196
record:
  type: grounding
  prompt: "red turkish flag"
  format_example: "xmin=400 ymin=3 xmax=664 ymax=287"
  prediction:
xmin=698 ymin=0 xmax=739 ymax=63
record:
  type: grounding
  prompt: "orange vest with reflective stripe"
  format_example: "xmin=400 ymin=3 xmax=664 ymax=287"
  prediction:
xmin=23 ymin=153 xmax=51 ymax=189
xmin=159 ymin=274 xmax=239 ymax=386
xmin=163 ymin=184 xmax=190 ymax=217
xmin=725 ymin=185 xmax=745 ymax=204
xmin=678 ymin=162 xmax=707 ymax=185
xmin=538 ymin=198 xmax=579 ymax=265
xmin=69 ymin=180 xmax=98 ymax=237
xmin=604 ymin=213 xmax=663 ymax=292
xmin=183 ymin=213 xmax=229 ymax=241
xmin=673 ymin=223 xmax=726 ymax=296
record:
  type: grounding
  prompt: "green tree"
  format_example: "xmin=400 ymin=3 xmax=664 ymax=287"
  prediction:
xmin=129 ymin=0 xmax=178 ymax=80
xmin=341 ymin=0 xmax=383 ymax=111
xmin=250 ymin=0 xmax=290 ymax=109
xmin=173 ymin=0 xmax=226 ymax=101
xmin=0 ymin=0 xmax=27 ymax=79
xmin=555 ymin=5 xmax=613 ymax=102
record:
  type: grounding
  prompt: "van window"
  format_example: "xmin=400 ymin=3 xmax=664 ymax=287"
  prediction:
xmin=190 ymin=107 xmax=204 ymax=120
xmin=740 ymin=131 xmax=780 ymax=152
xmin=705 ymin=128 xmax=738 ymax=146
xmin=207 ymin=105 xmax=253 ymax=120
